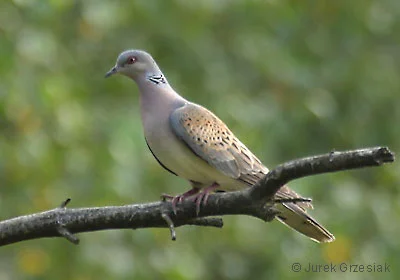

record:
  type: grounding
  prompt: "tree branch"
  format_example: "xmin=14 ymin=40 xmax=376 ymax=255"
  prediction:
xmin=0 ymin=147 xmax=394 ymax=247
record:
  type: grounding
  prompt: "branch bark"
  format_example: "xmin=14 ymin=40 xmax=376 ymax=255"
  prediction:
xmin=0 ymin=147 xmax=394 ymax=247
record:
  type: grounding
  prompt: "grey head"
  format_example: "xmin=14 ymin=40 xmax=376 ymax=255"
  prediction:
xmin=105 ymin=49 xmax=162 ymax=80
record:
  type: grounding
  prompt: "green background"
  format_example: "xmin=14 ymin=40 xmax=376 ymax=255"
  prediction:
xmin=0 ymin=0 xmax=398 ymax=279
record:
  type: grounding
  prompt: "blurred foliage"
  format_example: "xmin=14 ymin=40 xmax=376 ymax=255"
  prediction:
xmin=0 ymin=0 xmax=399 ymax=279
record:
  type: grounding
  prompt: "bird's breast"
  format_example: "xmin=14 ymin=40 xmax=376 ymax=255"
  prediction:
xmin=143 ymin=119 xmax=243 ymax=190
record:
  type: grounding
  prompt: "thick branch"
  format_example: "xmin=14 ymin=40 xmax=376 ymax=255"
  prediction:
xmin=0 ymin=147 xmax=394 ymax=247
xmin=250 ymin=146 xmax=395 ymax=200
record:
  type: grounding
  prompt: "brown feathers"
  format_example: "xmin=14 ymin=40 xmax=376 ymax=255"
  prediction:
xmin=171 ymin=103 xmax=267 ymax=182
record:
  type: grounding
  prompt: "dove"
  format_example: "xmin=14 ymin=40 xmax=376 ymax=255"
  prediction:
xmin=105 ymin=49 xmax=334 ymax=243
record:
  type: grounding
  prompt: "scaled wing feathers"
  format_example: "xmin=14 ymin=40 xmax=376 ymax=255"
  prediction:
xmin=170 ymin=103 xmax=268 ymax=184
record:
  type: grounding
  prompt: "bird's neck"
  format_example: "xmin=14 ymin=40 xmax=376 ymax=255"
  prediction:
xmin=135 ymin=72 xmax=187 ymax=131
xmin=135 ymin=70 xmax=186 ymax=103
xmin=134 ymin=69 xmax=169 ymax=89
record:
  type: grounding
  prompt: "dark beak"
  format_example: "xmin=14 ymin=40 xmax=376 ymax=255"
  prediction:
xmin=105 ymin=66 xmax=118 ymax=78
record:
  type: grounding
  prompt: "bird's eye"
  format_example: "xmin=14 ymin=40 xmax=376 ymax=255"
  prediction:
xmin=127 ymin=56 xmax=136 ymax=65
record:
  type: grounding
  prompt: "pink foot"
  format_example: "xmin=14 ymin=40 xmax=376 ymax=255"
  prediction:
xmin=192 ymin=183 xmax=220 ymax=215
xmin=161 ymin=187 xmax=200 ymax=214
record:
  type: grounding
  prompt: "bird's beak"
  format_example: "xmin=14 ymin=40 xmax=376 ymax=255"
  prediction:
xmin=105 ymin=66 xmax=118 ymax=78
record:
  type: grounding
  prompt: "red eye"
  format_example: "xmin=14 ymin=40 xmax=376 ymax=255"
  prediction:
xmin=127 ymin=56 xmax=136 ymax=64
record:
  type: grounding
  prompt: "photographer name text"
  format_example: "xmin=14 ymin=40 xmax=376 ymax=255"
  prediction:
xmin=291 ymin=262 xmax=390 ymax=273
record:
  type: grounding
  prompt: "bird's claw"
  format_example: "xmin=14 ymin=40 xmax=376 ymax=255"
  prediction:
xmin=161 ymin=183 xmax=219 ymax=216
xmin=192 ymin=182 xmax=219 ymax=215
xmin=161 ymin=187 xmax=200 ymax=215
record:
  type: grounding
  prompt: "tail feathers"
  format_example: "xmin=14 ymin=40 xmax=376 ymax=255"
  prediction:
xmin=276 ymin=203 xmax=335 ymax=243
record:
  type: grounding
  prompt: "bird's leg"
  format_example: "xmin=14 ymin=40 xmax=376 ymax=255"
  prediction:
xmin=161 ymin=187 xmax=201 ymax=215
xmin=192 ymin=182 xmax=220 ymax=215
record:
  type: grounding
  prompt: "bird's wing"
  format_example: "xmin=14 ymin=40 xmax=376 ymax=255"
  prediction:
xmin=170 ymin=103 xmax=268 ymax=185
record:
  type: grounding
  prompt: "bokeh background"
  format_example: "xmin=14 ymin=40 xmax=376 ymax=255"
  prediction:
xmin=0 ymin=0 xmax=399 ymax=279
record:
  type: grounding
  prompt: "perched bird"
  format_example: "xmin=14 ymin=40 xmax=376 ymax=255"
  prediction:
xmin=105 ymin=50 xmax=334 ymax=243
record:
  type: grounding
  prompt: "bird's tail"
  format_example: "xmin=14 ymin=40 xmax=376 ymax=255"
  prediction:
xmin=275 ymin=202 xmax=335 ymax=243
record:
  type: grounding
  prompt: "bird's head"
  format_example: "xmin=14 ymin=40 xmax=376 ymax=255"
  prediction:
xmin=105 ymin=49 xmax=158 ymax=79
